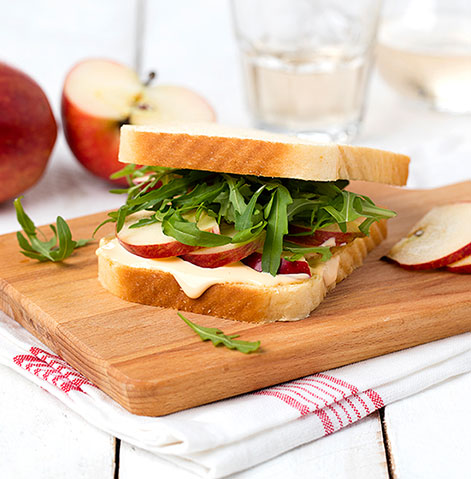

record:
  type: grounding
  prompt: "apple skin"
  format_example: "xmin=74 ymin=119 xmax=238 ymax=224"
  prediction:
xmin=445 ymin=255 xmax=471 ymax=274
xmin=180 ymin=237 xmax=262 ymax=268
xmin=0 ymin=62 xmax=57 ymax=203
xmin=117 ymin=211 xmax=220 ymax=259
xmin=278 ymin=258 xmax=311 ymax=275
xmin=286 ymin=224 xmax=362 ymax=247
xmin=242 ymin=253 xmax=311 ymax=276
xmin=386 ymin=243 xmax=471 ymax=271
xmin=61 ymin=90 xmax=122 ymax=184
xmin=118 ymin=236 xmax=200 ymax=259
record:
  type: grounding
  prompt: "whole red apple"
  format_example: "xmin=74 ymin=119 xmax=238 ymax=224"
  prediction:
xmin=0 ymin=63 xmax=57 ymax=203
xmin=61 ymin=59 xmax=216 ymax=185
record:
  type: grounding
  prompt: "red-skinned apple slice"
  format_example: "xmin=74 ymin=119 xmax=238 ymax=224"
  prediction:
xmin=180 ymin=234 xmax=263 ymax=268
xmin=242 ymin=253 xmax=311 ymax=276
xmin=285 ymin=221 xmax=364 ymax=247
xmin=445 ymin=255 xmax=471 ymax=274
xmin=62 ymin=59 xmax=215 ymax=184
xmin=386 ymin=203 xmax=471 ymax=270
xmin=117 ymin=211 xmax=219 ymax=259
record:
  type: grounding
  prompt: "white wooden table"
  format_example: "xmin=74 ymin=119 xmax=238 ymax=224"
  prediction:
xmin=1 ymin=364 xmax=470 ymax=478
xmin=1 ymin=1 xmax=470 ymax=477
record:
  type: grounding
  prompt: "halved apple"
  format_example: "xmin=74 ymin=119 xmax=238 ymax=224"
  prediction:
xmin=117 ymin=211 xmax=219 ymax=259
xmin=445 ymin=255 xmax=471 ymax=274
xmin=286 ymin=221 xmax=364 ymax=247
xmin=61 ymin=59 xmax=215 ymax=184
xmin=386 ymin=203 xmax=471 ymax=270
xmin=180 ymin=234 xmax=263 ymax=268
xmin=242 ymin=253 xmax=311 ymax=276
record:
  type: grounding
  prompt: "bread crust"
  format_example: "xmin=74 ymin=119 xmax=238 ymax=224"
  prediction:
xmin=119 ymin=124 xmax=409 ymax=186
xmin=97 ymin=220 xmax=387 ymax=323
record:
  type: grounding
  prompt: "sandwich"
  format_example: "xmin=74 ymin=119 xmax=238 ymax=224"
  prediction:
xmin=96 ymin=123 xmax=409 ymax=323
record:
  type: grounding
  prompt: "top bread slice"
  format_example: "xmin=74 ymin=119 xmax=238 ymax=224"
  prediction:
xmin=119 ymin=123 xmax=410 ymax=185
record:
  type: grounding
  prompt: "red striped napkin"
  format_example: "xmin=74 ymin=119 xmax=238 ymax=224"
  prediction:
xmin=1 ymin=311 xmax=470 ymax=478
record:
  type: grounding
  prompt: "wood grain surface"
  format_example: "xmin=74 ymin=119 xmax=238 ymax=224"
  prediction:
xmin=0 ymin=181 xmax=470 ymax=416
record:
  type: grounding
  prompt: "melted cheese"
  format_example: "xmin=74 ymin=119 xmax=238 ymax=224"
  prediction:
xmin=320 ymin=237 xmax=336 ymax=247
xmin=97 ymin=237 xmax=311 ymax=298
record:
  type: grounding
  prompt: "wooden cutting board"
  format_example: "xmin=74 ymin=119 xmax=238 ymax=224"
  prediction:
xmin=0 ymin=181 xmax=470 ymax=416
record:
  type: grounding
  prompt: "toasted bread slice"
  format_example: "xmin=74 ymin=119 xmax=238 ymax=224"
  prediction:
xmin=97 ymin=220 xmax=387 ymax=323
xmin=119 ymin=123 xmax=409 ymax=186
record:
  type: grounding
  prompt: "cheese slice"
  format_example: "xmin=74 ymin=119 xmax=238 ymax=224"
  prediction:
xmin=97 ymin=237 xmax=313 ymax=299
xmin=319 ymin=256 xmax=338 ymax=287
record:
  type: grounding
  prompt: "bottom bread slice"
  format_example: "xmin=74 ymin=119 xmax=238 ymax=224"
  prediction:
xmin=97 ymin=220 xmax=387 ymax=323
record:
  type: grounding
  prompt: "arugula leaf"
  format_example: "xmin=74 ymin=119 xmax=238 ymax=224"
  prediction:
xmin=110 ymin=164 xmax=172 ymax=185
xmin=231 ymin=221 xmax=266 ymax=244
xmin=322 ymin=191 xmax=361 ymax=231
xmin=358 ymin=217 xmax=377 ymax=235
xmin=109 ymin=187 xmax=132 ymax=195
xmin=179 ymin=313 xmax=260 ymax=353
xmin=109 ymin=163 xmax=139 ymax=180
xmin=355 ymin=195 xmax=396 ymax=235
xmin=224 ymin=175 xmax=247 ymax=215
xmin=235 ymin=185 xmax=265 ymax=231
xmin=14 ymin=197 xmax=92 ymax=262
xmin=262 ymin=185 xmax=293 ymax=276
xmin=93 ymin=217 xmax=116 ymax=237
xmin=162 ymin=213 xmax=231 ymax=247
xmin=116 ymin=205 xmax=130 ymax=232
xmin=287 ymin=198 xmax=320 ymax=221
xmin=75 ymin=238 xmax=91 ymax=248
xmin=15 ymin=197 xmax=36 ymax=235
xmin=100 ymin=166 xmax=396 ymax=274
xmin=264 ymin=190 xmax=275 ymax=219
xmin=54 ymin=216 xmax=76 ymax=261
xmin=173 ymin=181 xmax=226 ymax=208
xmin=283 ymin=242 xmax=332 ymax=262
xmin=126 ymin=178 xmax=188 ymax=209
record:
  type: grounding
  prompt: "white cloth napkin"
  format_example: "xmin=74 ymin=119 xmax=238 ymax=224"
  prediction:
xmin=1 ymin=311 xmax=469 ymax=478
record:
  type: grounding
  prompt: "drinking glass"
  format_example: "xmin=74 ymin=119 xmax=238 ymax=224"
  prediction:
xmin=230 ymin=0 xmax=382 ymax=143
xmin=377 ymin=0 xmax=471 ymax=114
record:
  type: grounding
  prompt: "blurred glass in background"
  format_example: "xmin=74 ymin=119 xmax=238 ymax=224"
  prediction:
xmin=377 ymin=0 xmax=471 ymax=114
xmin=231 ymin=0 xmax=382 ymax=143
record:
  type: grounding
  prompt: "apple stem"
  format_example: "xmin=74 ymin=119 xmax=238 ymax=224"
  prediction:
xmin=144 ymin=71 xmax=157 ymax=87
xmin=119 ymin=117 xmax=131 ymax=128
xmin=119 ymin=72 xmax=157 ymax=125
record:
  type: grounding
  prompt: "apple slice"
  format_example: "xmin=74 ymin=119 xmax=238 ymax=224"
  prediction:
xmin=242 ymin=253 xmax=311 ymax=276
xmin=62 ymin=59 xmax=215 ymax=184
xmin=180 ymin=234 xmax=263 ymax=268
xmin=445 ymin=255 xmax=471 ymax=274
xmin=117 ymin=211 xmax=219 ymax=259
xmin=286 ymin=221 xmax=364 ymax=247
xmin=386 ymin=203 xmax=471 ymax=270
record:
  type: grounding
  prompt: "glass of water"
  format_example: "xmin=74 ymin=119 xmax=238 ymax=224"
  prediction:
xmin=230 ymin=0 xmax=382 ymax=143
xmin=377 ymin=0 xmax=471 ymax=114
